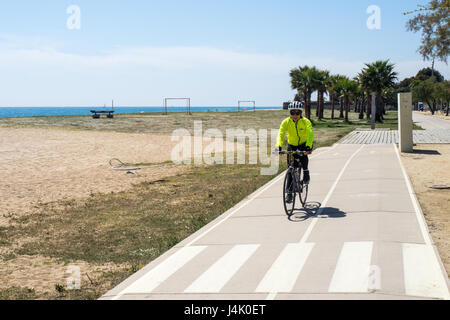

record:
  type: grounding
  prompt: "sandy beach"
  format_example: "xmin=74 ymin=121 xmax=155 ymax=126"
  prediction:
xmin=0 ymin=126 xmax=249 ymax=227
xmin=0 ymin=127 xmax=189 ymax=227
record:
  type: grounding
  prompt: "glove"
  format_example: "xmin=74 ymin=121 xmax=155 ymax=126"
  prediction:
xmin=305 ymin=146 xmax=312 ymax=152
xmin=273 ymin=146 xmax=282 ymax=154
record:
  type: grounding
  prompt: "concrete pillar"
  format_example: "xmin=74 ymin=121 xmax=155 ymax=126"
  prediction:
xmin=398 ymin=92 xmax=413 ymax=152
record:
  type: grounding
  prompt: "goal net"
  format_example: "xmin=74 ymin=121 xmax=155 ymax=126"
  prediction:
xmin=238 ymin=100 xmax=255 ymax=111
xmin=163 ymin=98 xmax=191 ymax=115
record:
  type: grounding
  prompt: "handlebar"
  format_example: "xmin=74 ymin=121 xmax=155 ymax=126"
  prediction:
xmin=278 ymin=150 xmax=311 ymax=156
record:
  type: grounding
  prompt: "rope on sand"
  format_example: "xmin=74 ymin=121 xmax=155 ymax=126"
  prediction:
xmin=109 ymin=158 xmax=170 ymax=173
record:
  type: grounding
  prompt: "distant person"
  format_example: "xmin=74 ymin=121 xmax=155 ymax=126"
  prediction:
xmin=274 ymin=101 xmax=314 ymax=203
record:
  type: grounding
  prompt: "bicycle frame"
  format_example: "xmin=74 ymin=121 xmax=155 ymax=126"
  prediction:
xmin=286 ymin=153 xmax=302 ymax=191
xmin=280 ymin=150 xmax=310 ymax=214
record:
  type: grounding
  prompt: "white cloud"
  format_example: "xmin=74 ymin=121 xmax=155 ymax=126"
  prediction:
xmin=0 ymin=38 xmax=447 ymax=106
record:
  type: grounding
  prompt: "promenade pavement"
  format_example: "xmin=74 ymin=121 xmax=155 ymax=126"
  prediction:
xmin=340 ymin=112 xmax=450 ymax=144
xmin=100 ymin=141 xmax=450 ymax=300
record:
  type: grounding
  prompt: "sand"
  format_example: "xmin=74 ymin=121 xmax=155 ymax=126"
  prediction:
xmin=0 ymin=126 xmax=245 ymax=227
xmin=0 ymin=127 xmax=191 ymax=227
xmin=400 ymin=144 xmax=450 ymax=275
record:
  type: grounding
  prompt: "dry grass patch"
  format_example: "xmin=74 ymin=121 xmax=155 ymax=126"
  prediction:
xmin=0 ymin=163 xmax=284 ymax=299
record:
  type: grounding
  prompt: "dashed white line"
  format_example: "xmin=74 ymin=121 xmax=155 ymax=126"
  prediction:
xmin=112 ymin=245 xmax=207 ymax=299
xmin=403 ymin=243 xmax=450 ymax=299
xmin=328 ymin=241 xmax=374 ymax=293
xmin=184 ymin=244 xmax=260 ymax=293
xmin=255 ymin=243 xmax=314 ymax=295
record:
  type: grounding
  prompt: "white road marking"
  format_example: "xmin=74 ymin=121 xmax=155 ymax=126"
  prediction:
xmin=328 ymin=242 xmax=374 ymax=293
xmin=348 ymin=193 xmax=383 ymax=198
xmin=107 ymin=145 xmax=355 ymax=300
xmin=266 ymin=292 xmax=277 ymax=300
xmin=182 ymin=144 xmax=338 ymax=247
xmin=403 ymin=243 xmax=450 ymax=299
xmin=184 ymin=244 xmax=259 ymax=293
xmin=392 ymin=143 xmax=431 ymax=245
xmin=297 ymin=144 xmax=365 ymax=245
xmin=112 ymin=246 xmax=207 ymax=299
xmin=263 ymin=145 xmax=365 ymax=300
xmin=255 ymin=243 xmax=314 ymax=294
xmin=394 ymin=143 xmax=450 ymax=297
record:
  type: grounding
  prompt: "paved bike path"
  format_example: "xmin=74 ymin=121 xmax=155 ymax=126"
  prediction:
xmin=100 ymin=143 xmax=450 ymax=300
xmin=413 ymin=112 xmax=450 ymax=130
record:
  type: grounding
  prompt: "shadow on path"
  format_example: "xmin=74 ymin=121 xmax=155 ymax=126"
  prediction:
xmin=288 ymin=202 xmax=346 ymax=222
xmin=410 ymin=149 xmax=441 ymax=155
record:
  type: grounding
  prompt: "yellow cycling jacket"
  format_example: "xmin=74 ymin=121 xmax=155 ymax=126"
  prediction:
xmin=277 ymin=117 xmax=314 ymax=148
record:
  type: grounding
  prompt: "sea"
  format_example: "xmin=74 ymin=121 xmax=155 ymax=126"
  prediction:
xmin=0 ymin=106 xmax=280 ymax=118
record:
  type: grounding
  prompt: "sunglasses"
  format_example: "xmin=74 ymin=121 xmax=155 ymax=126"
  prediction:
xmin=290 ymin=110 xmax=301 ymax=116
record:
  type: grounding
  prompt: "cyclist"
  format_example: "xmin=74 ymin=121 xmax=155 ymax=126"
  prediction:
xmin=275 ymin=101 xmax=314 ymax=203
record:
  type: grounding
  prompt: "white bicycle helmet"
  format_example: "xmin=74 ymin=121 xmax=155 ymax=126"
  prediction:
xmin=288 ymin=101 xmax=304 ymax=110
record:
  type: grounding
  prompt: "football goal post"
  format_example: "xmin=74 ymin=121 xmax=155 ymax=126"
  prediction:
xmin=238 ymin=100 xmax=256 ymax=111
xmin=163 ymin=98 xmax=191 ymax=115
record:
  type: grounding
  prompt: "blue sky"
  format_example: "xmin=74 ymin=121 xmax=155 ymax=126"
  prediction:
xmin=0 ymin=0 xmax=448 ymax=106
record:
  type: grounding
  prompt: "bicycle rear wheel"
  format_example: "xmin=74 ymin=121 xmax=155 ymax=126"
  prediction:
xmin=283 ymin=170 xmax=296 ymax=216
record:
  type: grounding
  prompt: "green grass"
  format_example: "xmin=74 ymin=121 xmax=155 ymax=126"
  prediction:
xmin=6 ymin=164 xmax=282 ymax=265
xmin=0 ymin=287 xmax=38 ymax=300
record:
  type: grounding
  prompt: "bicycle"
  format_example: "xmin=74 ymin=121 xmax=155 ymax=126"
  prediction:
xmin=279 ymin=150 xmax=310 ymax=216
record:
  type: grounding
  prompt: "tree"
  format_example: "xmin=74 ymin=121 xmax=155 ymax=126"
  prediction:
xmin=359 ymin=60 xmax=398 ymax=122
xmin=436 ymin=80 xmax=450 ymax=115
xmin=336 ymin=77 xmax=360 ymax=122
xmin=405 ymin=0 xmax=450 ymax=71
xmin=290 ymin=65 xmax=323 ymax=119
xmin=415 ymin=67 xmax=445 ymax=82
xmin=315 ymin=69 xmax=330 ymax=120
xmin=382 ymin=87 xmax=396 ymax=112
xmin=358 ymin=71 xmax=372 ymax=120
xmin=412 ymin=77 xmax=439 ymax=114
xmin=289 ymin=66 xmax=310 ymax=115
xmin=327 ymin=75 xmax=346 ymax=120
xmin=353 ymin=76 xmax=365 ymax=119
xmin=396 ymin=77 xmax=415 ymax=93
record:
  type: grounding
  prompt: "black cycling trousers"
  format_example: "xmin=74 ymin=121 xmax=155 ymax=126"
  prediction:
xmin=287 ymin=144 xmax=309 ymax=170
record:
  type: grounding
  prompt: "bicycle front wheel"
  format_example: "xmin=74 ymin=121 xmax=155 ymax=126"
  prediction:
xmin=283 ymin=170 xmax=296 ymax=216
xmin=299 ymin=181 xmax=308 ymax=207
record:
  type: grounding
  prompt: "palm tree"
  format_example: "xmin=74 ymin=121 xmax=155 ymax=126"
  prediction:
xmin=353 ymin=76 xmax=365 ymax=119
xmin=359 ymin=60 xmax=398 ymax=122
xmin=337 ymin=77 xmax=360 ymax=122
xmin=359 ymin=70 xmax=374 ymax=120
xmin=290 ymin=65 xmax=323 ymax=119
xmin=327 ymin=75 xmax=345 ymax=120
xmin=290 ymin=66 xmax=309 ymax=116
xmin=316 ymin=69 xmax=330 ymax=120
